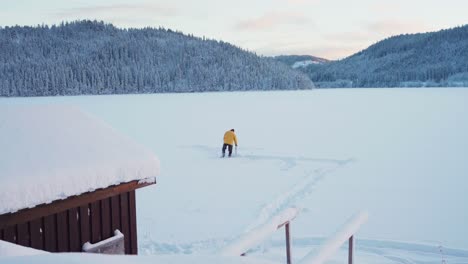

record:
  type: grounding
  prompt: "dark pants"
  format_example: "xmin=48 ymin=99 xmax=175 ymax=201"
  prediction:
xmin=222 ymin=143 xmax=233 ymax=157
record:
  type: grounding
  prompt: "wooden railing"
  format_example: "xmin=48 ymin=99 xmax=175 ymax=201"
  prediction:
xmin=278 ymin=220 xmax=293 ymax=264
xmin=298 ymin=211 xmax=368 ymax=264
xmin=221 ymin=210 xmax=367 ymax=264
xmin=221 ymin=208 xmax=368 ymax=264
xmin=240 ymin=220 xmax=293 ymax=264
xmin=220 ymin=207 xmax=299 ymax=264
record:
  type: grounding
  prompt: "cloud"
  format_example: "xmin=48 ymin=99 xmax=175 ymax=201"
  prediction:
xmin=316 ymin=20 xmax=434 ymax=59
xmin=366 ymin=20 xmax=431 ymax=36
xmin=316 ymin=21 xmax=431 ymax=59
xmin=286 ymin=0 xmax=320 ymax=4
xmin=235 ymin=12 xmax=311 ymax=31
xmin=370 ymin=3 xmax=402 ymax=13
xmin=324 ymin=31 xmax=374 ymax=44
xmin=53 ymin=3 xmax=178 ymax=26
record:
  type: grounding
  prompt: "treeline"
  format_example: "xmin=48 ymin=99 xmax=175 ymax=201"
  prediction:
xmin=300 ymin=25 xmax=468 ymax=88
xmin=0 ymin=20 xmax=313 ymax=97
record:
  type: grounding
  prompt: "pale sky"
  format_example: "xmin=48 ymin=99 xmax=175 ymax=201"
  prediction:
xmin=0 ymin=0 xmax=467 ymax=59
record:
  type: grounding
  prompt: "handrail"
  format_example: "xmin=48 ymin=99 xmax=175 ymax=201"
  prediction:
xmin=298 ymin=211 xmax=369 ymax=264
xmin=220 ymin=207 xmax=299 ymax=264
xmin=221 ymin=209 xmax=368 ymax=264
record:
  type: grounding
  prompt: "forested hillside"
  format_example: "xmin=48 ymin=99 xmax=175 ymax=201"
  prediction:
xmin=306 ymin=25 xmax=468 ymax=87
xmin=0 ymin=20 xmax=313 ymax=96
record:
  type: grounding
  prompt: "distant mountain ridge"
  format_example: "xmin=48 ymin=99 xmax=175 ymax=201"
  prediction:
xmin=273 ymin=55 xmax=330 ymax=69
xmin=0 ymin=20 xmax=313 ymax=97
xmin=302 ymin=25 xmax=468 ymax=87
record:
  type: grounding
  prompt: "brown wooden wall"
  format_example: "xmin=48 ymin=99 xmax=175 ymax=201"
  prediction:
xmin=0 ymin=190 xmax=138 ymax=254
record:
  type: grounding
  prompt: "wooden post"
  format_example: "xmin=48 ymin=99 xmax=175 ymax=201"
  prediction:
xmin=285 ymin=222 xmax=292 ymax=264
xmin=348 ymin=235 xmax=354 ymax=264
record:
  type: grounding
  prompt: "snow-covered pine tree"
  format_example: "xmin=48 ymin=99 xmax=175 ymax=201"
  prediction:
xmin=0 ymin=20 xmax=314 ymax=97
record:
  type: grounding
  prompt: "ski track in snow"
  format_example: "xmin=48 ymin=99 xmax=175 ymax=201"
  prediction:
xmin=141 ymin=145 xmax=354 ymax=256
xmin=143 ymin=145 xmax=468 ymax=263
xmin=176 ymin=145 xmax=354 ymax=243
xmin=241 ymin=157 xmax=354 ymax=233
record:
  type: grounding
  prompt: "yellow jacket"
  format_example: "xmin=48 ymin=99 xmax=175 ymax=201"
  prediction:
xmin=223 ymin=130 xmax=238 ymax=145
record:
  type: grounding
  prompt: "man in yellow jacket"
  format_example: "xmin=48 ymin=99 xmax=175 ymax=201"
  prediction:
xmin=222 ymin=129 xmax=238 ymax=157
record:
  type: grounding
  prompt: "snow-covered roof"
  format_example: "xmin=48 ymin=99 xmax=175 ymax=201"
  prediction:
xmin=0 ymin=105 xmax=160 ymax=215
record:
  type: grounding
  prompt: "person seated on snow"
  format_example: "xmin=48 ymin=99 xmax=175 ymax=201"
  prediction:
xmin=222 ymin=129 xmax=238 ymax=157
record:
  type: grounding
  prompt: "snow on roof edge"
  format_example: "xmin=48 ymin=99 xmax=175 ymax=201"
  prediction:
xmin=0 ymin=105 xmax=160 ymax=215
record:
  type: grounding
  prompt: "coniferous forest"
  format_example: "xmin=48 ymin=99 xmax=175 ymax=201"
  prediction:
xmin=300 ymin=25 xmax=468 ymax=88
xmin=0 ymin=20 xmax=313 ymax=97
xmin=1 ymin=21 xmax=467 ymax=96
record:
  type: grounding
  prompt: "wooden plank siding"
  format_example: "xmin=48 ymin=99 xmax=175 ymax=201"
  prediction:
xmin=17 ymin=222 xmax=30 ymax=247
xmin=90 ymin=201 xmax=102 ymax=244
xmin=0 ymin=188 xmax=143 ymax=255
xmin=129 ymin=191 xmax=138 ymax=254
xmin=68 ymin=208 xmax=80 ymax=252
xmin=29 ymin=218 xmax=44 ymax=249
xmin=79 ymin=205 xmax=90 ymax=249
xmin=101 ymin=198 xmax=112 ymax=240
xmin=120 ymin=192 xmax=131 ymax=254
xmin=57 ymin=211 xmax=69 ymax=252
xmin=3 ymin=225 xmax=16 ymax=243
xmin=44 ymin=214 xmax=57 ymax=252
xmin=110 ymin=196 xmax=121 ymax=235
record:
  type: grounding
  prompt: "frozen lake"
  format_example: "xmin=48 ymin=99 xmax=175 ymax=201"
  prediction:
xmin=2 ymin=88 xmax=468 ymax=263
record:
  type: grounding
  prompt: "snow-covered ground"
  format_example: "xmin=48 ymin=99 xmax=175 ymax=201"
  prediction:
xmin=1 ymin=88 xmax=468 ymax=264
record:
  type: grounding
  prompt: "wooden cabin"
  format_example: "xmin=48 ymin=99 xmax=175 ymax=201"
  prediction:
xmin=0 ymin=105 xmax=160 ymax=255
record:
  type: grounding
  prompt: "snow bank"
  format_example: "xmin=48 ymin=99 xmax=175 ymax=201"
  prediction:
xmin=83 ymin=230 xmax=124 ymax=253
xmin=299 ymin=211 xmax=369 ymax=264
xmin=0 ymin=240 xmax=48 ymax=257
xmin=0 ymin=253 xmax=280 ymax=264
xmin=3 ymin=89 xmax=468 ymax=263
xmin=221 ymin=208 xmax=299 ymax=256
xmin=0 ymin=105 xmax=160 ymax=214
